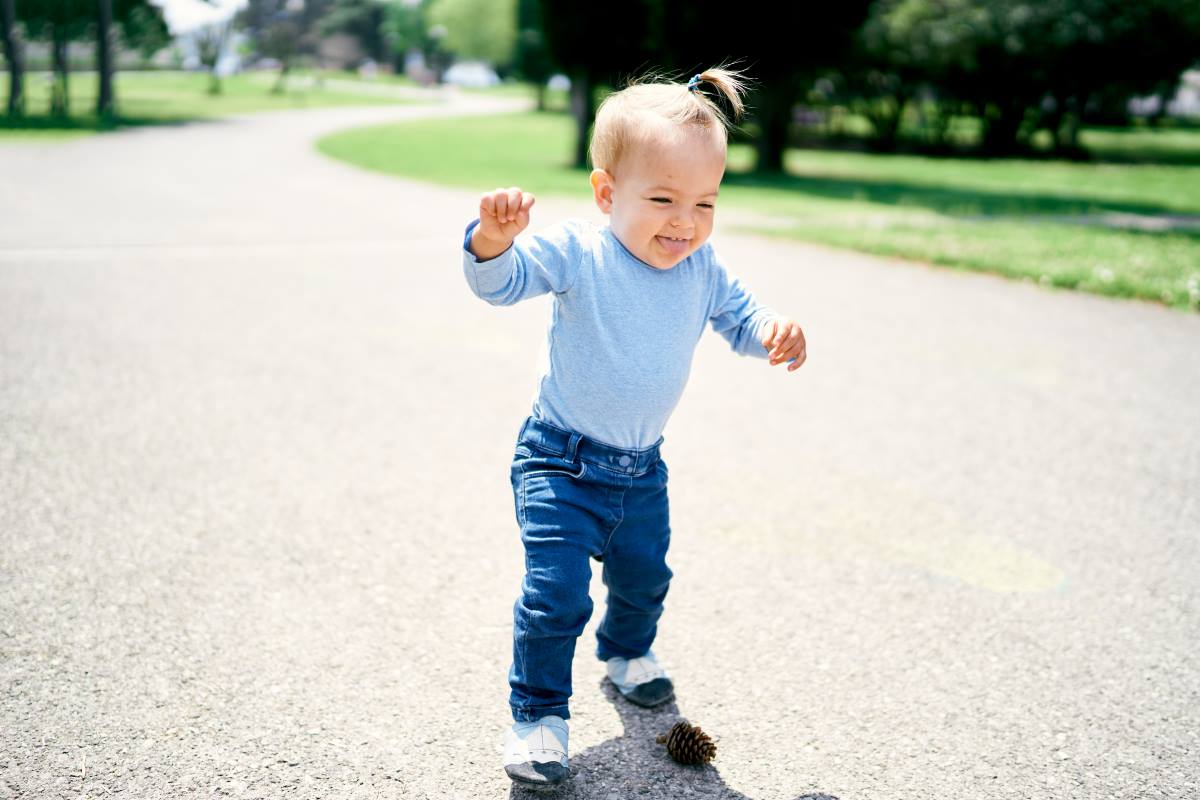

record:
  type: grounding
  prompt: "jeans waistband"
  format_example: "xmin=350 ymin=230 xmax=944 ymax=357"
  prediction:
xmin=518 ymin=416 xmax=662 ymax=476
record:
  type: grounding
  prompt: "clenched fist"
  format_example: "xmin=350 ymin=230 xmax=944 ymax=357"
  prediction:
xmin=472 ymin=186 xmax=536 ymax=260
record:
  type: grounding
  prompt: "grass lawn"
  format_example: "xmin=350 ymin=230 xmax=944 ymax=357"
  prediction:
xmin=316 ymin=109 xmax=1200 ymax=312
xmin=0 ymin=69 xmax=424 ymax=139
xmin=1077 ymin=126 xmax=1200 ymax=165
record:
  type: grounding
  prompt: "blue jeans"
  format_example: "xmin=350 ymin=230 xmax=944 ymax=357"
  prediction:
xmin=507 ymin=415 xmax=672 ymax=723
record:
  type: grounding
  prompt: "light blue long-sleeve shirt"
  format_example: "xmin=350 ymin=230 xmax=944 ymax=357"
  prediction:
xmin=462 ymin=216 xmax=779 ymax=449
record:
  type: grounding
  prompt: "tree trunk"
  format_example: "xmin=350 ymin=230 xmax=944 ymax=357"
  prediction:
xmin=569 ymin=69 xmax=593 ymax=170
xmin=50 ymin=23 xmax=69 ymax=117
xmin=1147 ymin=81 xmax=1174 ymax=128
xmin=926 ymin=99 xmax=957 ymax=150
xmin=1055 ymin=91 xmax=1088 ymax=156
xmin=1057 ymin=112 xmax=1081 ymax=153
xmin=980 ymin=100 xmax=1028 ymax=155
xmin=1039 ymin=94 xmax=1066 ymax=153
xmin=865 ymin=91 xmax=907 ymax=152
xmin=272 ymin=60 xmax=290 ymax=95
xmin=0 ymin=0 xmax=23 ymax=116
xmin=754 ymin=83 xmax=793 ymax=174
xmin=96 ymin=0 xmax=114 ymax=120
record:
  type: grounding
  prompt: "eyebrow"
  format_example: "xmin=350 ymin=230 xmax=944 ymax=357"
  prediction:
xmin=647 ymin=185 xmax=720 ymax=197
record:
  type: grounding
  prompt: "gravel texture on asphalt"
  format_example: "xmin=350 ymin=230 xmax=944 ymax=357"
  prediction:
xmin=2 ymin=89 xmax=1198 ymax=800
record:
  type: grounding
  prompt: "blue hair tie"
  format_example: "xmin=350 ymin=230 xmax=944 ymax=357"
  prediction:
xmin=687 ymin=74 xmax=702 ymax=92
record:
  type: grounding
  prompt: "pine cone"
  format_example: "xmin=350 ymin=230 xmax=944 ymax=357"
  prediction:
xmin=655 ymin=719 xmax=717 ymax=765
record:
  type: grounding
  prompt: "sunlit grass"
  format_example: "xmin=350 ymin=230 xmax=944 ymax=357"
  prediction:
xmin=805 ymin=107 xmax=1200 ymax=165
xmin=317 ymin=109 xmax=1200 ymax=311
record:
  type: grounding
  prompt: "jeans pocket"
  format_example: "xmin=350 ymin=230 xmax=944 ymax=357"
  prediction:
xmin=517 ymin=460 xmax=587 ymax=529
xmin=515 ymin=442 xmax=587 ymax=481
xmin=522 ymin=460 xmax=587 ymax=480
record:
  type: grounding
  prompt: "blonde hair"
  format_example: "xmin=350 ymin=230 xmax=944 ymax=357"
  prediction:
xmin=589 ymin=61 xmax=755 ymax=179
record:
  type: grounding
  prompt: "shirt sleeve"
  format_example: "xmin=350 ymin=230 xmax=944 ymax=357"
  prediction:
xmin=706 ymin=247 xmax=778 ymax=360
xmin=461 ymin=217 xmax=585 ymax=306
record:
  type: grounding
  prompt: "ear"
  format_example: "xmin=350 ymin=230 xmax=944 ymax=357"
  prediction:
xmin=590 ymin=168 xmax=614 ymax=214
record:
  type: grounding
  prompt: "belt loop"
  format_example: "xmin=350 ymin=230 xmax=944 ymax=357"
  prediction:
xmin=565 ymin=433 xmax=582 ymax=464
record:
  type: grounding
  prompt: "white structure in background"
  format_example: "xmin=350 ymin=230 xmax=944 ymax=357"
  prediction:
xmin=443 ymin=60 xmax=499 ymax=88
xmin=150 ymin=0 xmax=246 ymax=35
xmin=176 ymin=28 xmax=248 ymax=75
xmin=1128 ymin=70 xmax=1200 ymax=118
xmin=1167 ymin=70 xmax=1200 ymax=117
xmin=149 ymin=0 xmax=247 ymax=73
xmin=401 ymin=56 xmax=567 ymax=90
xmin=402 ymin=49 xmax=435 ymax=86
xmin=358 ymin=59 xmax=378 ymax=80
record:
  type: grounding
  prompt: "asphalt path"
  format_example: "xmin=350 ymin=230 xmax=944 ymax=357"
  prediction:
xmin=1 ymin=85 xmax=1197 ymax=800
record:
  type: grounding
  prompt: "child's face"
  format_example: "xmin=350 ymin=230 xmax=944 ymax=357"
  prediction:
xmin=590 ymin=131 xmax=726 ymax=270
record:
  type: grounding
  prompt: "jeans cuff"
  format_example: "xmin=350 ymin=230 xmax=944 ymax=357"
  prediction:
xmin=512 ymin=705 xmax=571 ymax=723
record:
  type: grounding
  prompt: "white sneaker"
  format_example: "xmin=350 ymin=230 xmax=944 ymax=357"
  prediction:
xmin=502 ymin=715 xmax=569 ymax=790
xmin=605 ymin=649 xmax=675 ymax=707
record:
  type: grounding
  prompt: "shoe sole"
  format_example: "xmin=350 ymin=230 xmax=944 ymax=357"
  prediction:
xmin=501 ymin=772 xmax=566 ymax=791
xmin=610 ymin=676 xmax=675 ymax=708
xmin=508 ymin=774 xmax=569 ymax=792
xmin=505 ymin=763 xmax=569 ymax=792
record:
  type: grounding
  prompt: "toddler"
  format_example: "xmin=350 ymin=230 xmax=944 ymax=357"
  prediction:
xmin=460 ymin=65 xmax=807 ymax=791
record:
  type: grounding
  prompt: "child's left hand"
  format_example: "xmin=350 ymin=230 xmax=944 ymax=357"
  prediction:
xmin=762 ymin=317 xmax=807 ymax=372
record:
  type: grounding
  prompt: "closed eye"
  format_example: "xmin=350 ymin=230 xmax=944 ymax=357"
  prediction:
xmin=651 ymin=198 xmax=715 ymax=208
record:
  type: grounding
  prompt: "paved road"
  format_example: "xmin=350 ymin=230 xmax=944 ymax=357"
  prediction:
xmin=1 ymin=87 xmax=1197 ymax=800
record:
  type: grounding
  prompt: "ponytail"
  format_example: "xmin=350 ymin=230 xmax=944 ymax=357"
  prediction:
xmin=685 ymin=62 xmax=753 ymax=130
xmin=589 ymin=59 xmax=756 ymax=176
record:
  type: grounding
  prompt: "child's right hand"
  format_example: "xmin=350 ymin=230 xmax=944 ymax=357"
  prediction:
xmin=477 ymin=186 xmax=535 ymax=246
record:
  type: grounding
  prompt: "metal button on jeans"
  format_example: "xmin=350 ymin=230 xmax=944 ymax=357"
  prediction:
xmin=618 ymin=455 xmax=632 ymax=467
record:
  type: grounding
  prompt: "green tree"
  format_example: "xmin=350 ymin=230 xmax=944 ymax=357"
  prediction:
xmin=843 ymin=0 xmax=939 ymax=150
xmin=1034 ymin=0 xmax=1200 ymax=148
xmin=236 ymin=0 xmax=334 ymax=91
xmin=101 ymin=0 xmax=171 ymax=117
xmin=861 ymin=0 xmax=1200 ymax=155
xmin=195 ymin=19 xmax=235 ymax=95
xmin=514 ymin=0 xmax=554 ymax=109
xmin=536 ymin=0 xmax=661 ymax=169
xmin=1 ymin=0 xmax=23 ymax=116
xmin=16 ymin=0 xmax=167 ymax=118
xmin=317 ymin=0 xmax=389 ymax=64
xmin=97 ymin=0 xmax=114 ymax=118
xmin=427 ymin=0 xmax=516 ymax=69
xmin=529 ymin=0 xmax=870 ymax=172
xmin=381 ymin=0 xmax=433 ymax=75
xmin=19 ymin=0 xmax=91 ymax=115
xmin=122 ymin=2 xmax=172 ymax=67
xmin=655 ymin=0 xmax=874 ymax=173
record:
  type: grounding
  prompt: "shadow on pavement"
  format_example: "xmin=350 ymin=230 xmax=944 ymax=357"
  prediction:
xmin=509 ymin=678 xmax=838 ymax=800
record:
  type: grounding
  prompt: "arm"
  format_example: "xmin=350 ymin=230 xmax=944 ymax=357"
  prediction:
xmin=706 ymin=252 xmax=778 ymax=360
xmin=462 ymin=216 xmax=584 ymax=306
xmin=469 ymin=219 xmax=512 ymax=261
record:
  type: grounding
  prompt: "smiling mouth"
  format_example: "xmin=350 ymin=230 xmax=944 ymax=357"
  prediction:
xmin=656 ymin=235 xmax=691 ymax=254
